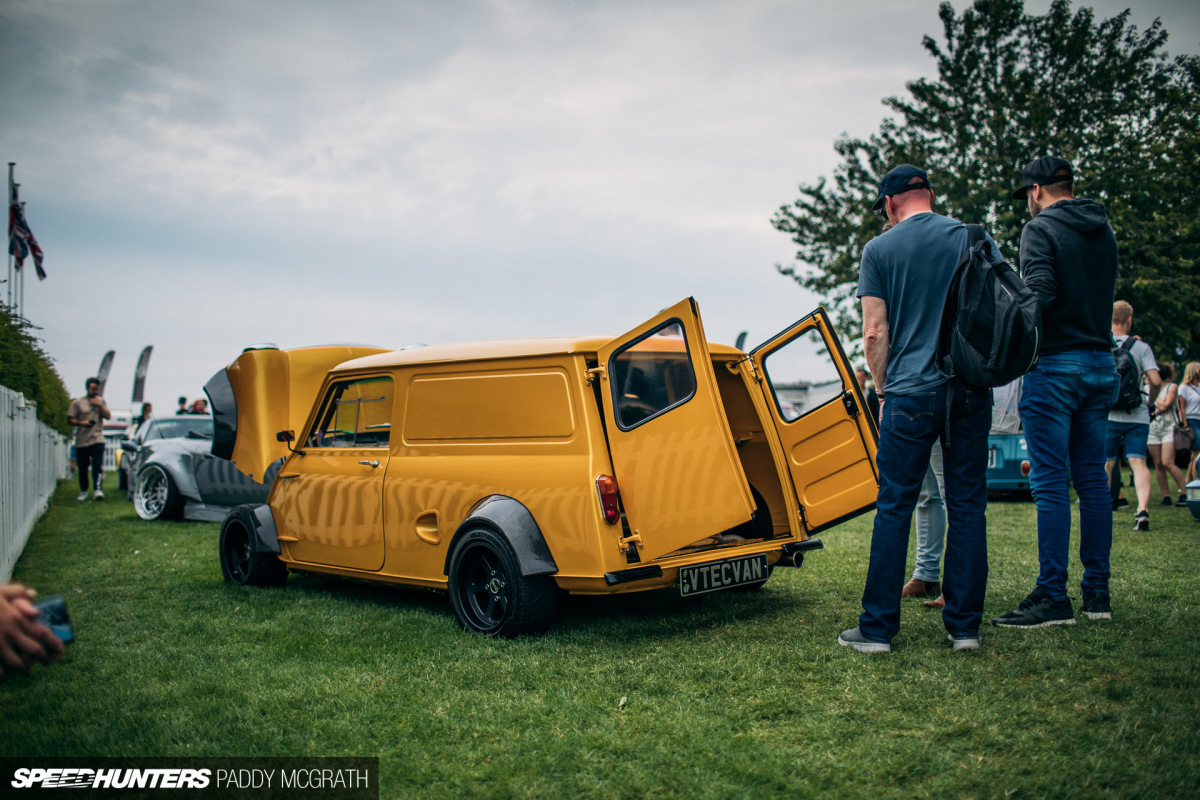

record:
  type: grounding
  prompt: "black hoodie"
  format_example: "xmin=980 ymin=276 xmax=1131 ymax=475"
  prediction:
xmin=1018 ymin=198 xmax=1118 ymax=356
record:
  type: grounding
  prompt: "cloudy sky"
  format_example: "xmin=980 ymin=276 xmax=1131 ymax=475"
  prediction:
xmin=3 ymin=0 xmax=1198 ymax=416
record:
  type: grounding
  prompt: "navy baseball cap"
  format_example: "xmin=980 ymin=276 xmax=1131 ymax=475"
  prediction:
xmin=1012 ymin=156 xmax=1073 ymax=199
xmin=872 ymin=165 xmax=931 ymax=215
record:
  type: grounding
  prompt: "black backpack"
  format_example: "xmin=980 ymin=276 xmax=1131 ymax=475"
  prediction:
xmin=1111 ymin=337 xmax=1143 ymax=412
xmin=937 ymin=224 xmax=1042 ymax=389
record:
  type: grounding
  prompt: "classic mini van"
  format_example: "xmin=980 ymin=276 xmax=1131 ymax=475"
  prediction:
xmin=206 ymin=298 xmax=879 ymax=636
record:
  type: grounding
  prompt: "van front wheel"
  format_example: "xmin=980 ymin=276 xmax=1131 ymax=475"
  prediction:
xmin=448 ymin=527 xmax=556 ymax=637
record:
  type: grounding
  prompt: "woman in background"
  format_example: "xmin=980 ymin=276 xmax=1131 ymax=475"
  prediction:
xmin=1179 ymin=362 xmax=1200 ymax=484
xmin=1148 ymin=363 xmax=1188 ymax=505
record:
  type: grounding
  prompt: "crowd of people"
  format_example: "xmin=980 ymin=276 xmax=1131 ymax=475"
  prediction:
xmin=841 ymin=156 xmax=1197 ymax=654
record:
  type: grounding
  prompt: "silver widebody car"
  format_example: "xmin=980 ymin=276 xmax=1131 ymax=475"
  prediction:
xmin=128 ymin=417 xmax=282 ymax=521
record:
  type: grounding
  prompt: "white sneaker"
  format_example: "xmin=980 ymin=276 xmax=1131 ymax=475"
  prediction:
xmin=948 ymin=634 xmax=981 ymax=651
xmin=94 ymin=489 xmax=105 ymax=500
xmin=77 ymin=491 xmax=88 ymax=501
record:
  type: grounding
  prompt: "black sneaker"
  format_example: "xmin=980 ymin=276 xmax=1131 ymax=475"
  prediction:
xmin=1114 ymin=497 xmax=1130 ymax=509
xmin=1161 ymin=496 xmax=1174 ymax=507
xmin=1081 ymin=589 xmax=1112 ymax=620
xmin=1177 ymin=493 xmax=1189 ymax=507
xmin=991 ymin=586 xmax=1076 ymax=628
xmin=1133 ymin=511 xmax=1149 ymax=531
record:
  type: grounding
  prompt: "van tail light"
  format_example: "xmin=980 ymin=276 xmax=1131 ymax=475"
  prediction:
xmin=596 ymin=475 xmax=621 ymax=525
xmin=1021 ymin=461 xmax=1031 ymax=476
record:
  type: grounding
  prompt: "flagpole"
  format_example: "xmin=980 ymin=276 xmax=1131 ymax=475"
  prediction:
xmin=6 ymin=163 xmax=13 ymax=310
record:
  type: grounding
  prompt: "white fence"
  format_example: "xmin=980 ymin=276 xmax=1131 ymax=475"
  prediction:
xmin=0 ymin=384 xmax=68 ymax=582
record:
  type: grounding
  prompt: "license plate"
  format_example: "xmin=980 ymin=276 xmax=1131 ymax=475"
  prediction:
xmin=987 ymin=448 xmax=998 ymax=468
xmin=680 ymin=554 xmax=769 ymax=596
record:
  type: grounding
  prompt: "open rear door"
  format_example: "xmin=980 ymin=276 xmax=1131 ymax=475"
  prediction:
xmin=749 ymin=307 xmax=878 ymax=534
xmin=597 ymin=298 xmax=755 ymax=562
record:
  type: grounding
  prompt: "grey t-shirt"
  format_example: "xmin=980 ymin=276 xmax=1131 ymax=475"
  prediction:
xmin=856 ymin=213 xmax=1002 ymax=395
xmin=1108 ymin=335 xmax=1158 ymax=424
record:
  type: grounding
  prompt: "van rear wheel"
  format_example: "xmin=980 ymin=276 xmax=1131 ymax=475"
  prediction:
xmin=448 ymin=527 xmax=556 ymax=637
xmin=219 ymin=506 xmax=288 ymax=587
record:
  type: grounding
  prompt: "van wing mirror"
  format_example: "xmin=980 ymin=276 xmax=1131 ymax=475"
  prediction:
xmin=276 ymin=429 xmax=304 ymax=456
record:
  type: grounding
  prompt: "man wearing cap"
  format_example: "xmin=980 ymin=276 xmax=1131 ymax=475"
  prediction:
xmin=838 ymin=165 xmax=996 ymax=654
xmin=992 ymin=157 xmax=1119 ymax=628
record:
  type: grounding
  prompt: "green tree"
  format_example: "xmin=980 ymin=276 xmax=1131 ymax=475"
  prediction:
xmin=773 ymin=0 xmax=1200 ymax=362
xmin=0 ymin=305 xmax=71 ymax=436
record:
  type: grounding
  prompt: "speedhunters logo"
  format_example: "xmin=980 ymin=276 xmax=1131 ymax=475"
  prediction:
xmin=12 ymin=769 xmax=212 ymax=789
xmin=0 ymin=759 xmax=377 ymax=799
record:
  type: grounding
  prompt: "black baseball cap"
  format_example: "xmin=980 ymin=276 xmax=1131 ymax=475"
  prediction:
xmin=872 ymin=165 xmax=932 ymax=215
xmin=1012 ymin=156 xmax=1073 ymax=199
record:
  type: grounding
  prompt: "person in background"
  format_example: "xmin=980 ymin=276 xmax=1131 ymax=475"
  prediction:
xmin=189 ymin=398 xmax=208 ymax=415
xmin=1104 ymin=301 xmax=1161 ymax=531
xmin=855 ymin=368 xmax=881 ymax=423
xmin=66 ymin=377 xmax=111 ymax=501
xmin=133 ymin=401 xmax=153 ymax=430
xmin=993 ymin=156 xmax=1118 ymax=628
xmin=0 ymin=584 xmax=64 ymax=677
xmin=176 ymin=396 xmax=188 ymax=415
xmin=1148 ymin=363 xmax=1188 ymax=506
xmin=1180 ymin=362 xmax=1200 ymax=483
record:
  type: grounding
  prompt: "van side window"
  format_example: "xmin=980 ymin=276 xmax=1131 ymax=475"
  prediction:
xmin=307 ymin=376 xmax=394 ymax=448
xmin=610 ymin=320 xmax=697 ymax=430
xmin=761 ymin=328 xmax=845 ymax=422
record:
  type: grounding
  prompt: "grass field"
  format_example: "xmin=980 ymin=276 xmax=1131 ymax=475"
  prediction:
xmin=2 ymin=474 xmax=1199 ymax=799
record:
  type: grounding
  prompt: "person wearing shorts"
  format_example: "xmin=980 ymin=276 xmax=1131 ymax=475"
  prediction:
xmin=1148 ymin=363 xmax=1188 ymax=506
xmin=1104 ymin=301 xmax=1160 ymax=531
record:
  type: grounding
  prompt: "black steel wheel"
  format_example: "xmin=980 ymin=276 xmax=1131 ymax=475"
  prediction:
xmin=219 ymin=505 xmax=287 ymax=587
xmin=448 ymin=527 xmax=556 ymax=637
xmin=134 ymin=464 xmax=183 ymax=520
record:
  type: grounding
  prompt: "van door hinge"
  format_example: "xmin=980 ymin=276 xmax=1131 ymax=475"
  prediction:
xmin=618 ymin=530 xmax=642 ymax=554
xmin=586 ymin=365 xmax=607 ymax=384
xmin=841 ymin=391 xmax=859 ymax=418
xmin=797 ymin=505 xmax=809 ymax=531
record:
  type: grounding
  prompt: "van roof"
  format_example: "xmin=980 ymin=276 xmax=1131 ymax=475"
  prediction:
xmin=335 ymin=337 xmax=743 ymax=373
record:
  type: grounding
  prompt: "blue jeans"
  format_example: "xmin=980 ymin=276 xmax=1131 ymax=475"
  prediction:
xmin=859 ymin=383 xmax=991 ymax=641
xmin=1019 ymin=351 xmax=1118 ymax=601
xmin=913 ymin=441 xmax=946 ymax=583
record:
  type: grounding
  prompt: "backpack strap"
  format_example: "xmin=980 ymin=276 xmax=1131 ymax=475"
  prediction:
xmin=966 ymin=223 xmax=985 ymax=247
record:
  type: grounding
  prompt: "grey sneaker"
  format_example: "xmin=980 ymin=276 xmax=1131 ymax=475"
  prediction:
xmin=837 ymin=627 xmax=891 ymax=653
xmin=77 ymin=491 xmax=88 ymax=501
xmin=947 ymin=634 xmax=980 ymax=651
xmin=94 ymin=489 xmax=105 ymax=501
xmin=1081 ymin=589 xmax=1112 ymax=620
xmin=991 ymin=586 xmax=1076 ymax=628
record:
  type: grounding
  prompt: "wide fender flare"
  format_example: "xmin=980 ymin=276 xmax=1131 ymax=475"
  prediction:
xmin=444 ymin=495 xmax=558 ymax=578
xmin=222 ymin=503 xmax=282 ymax=556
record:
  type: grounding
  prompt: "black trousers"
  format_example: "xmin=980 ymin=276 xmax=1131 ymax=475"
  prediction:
xmin=77 ymin=443 xmax=105 ymax=491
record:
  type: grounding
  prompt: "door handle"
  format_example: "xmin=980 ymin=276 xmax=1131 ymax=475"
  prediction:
xmin=359 ymin=460 xmax=380 ymax=468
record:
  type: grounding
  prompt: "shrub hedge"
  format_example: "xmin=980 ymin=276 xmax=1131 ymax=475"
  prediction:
xmin=0 ymin=305 xmax=71 ymax=436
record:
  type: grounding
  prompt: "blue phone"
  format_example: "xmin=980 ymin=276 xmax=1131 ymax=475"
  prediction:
xmin=34 ymin=595 xmax=75 ymax=644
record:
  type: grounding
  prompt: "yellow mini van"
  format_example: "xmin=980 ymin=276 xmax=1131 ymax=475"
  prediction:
xmin=206 ymin=298 xmax=878 ymax=636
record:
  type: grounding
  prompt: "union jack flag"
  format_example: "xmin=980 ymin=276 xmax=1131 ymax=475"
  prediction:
xmin=9 ymin=184 xmax=46 ymax=280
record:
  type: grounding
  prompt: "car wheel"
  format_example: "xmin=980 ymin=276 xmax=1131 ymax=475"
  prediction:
xmin=134 ymin=464 xmax=183 ymax=521
xmin=219 ymin=505 xmax=288 ymax=587
xmin=448 ymin=527 xmax=556 ymax=637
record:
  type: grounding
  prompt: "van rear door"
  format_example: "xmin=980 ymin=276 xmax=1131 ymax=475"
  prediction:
xmin=748 ymin=307 xmax=878 ymax=534
xmin=596 ymin=298 xmax=755 ymax=562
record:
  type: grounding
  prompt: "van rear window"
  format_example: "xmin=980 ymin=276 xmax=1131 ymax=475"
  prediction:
xmin=610 ymin=320 xmax=697 ymax=430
